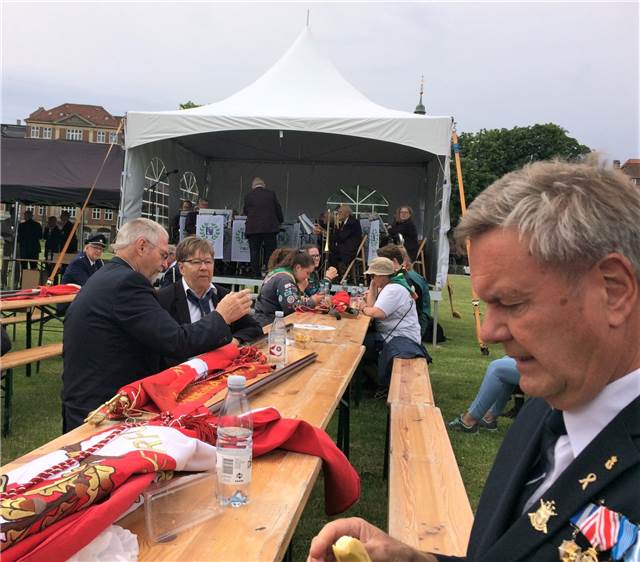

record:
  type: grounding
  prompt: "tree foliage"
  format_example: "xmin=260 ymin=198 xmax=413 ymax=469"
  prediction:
xmin=179 ymin=101 xmax=201 ymax=110
xmin=449 ymin=123 xmax=591 ymax=225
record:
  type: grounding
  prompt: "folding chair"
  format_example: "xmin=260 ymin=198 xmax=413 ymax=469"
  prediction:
xmin=413 ymin=239 xmax=427 ymax=278
xmin=340 ymin=234 xmax=368 ymax=285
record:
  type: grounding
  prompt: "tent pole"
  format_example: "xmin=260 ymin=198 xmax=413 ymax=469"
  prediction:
xmin=452 ymin=130 xmax=489 ymax=356
xmin=11 ymin=202 xmax=20 ymax=289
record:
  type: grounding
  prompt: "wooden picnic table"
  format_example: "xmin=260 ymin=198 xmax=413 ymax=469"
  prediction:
xmin=1 ymin=341 xmax=365 ymax=562
xmin=289 ymin=310 xmax=370 ymax=346
xmin=0 ymin=293 xmax=75 ymax=375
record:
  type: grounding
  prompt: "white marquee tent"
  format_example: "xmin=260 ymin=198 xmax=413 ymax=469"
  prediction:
xmin=121 ymin=27 xmax=453 ymax=287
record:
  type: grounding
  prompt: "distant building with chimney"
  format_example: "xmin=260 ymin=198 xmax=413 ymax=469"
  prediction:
xmin=25 ymin=103 xmax=123 ymax=145
xmin=618 ymin=159 xmax=640 ymax=186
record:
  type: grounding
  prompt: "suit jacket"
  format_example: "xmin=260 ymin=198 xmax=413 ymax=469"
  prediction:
xmin=330 ymin=216 xmax=362 ymax=264
xmin=243 ymin=187 xmax=284 ymax=235
xmin=61 ymin=253 xmax=104 ymax=286
xmin=62 ymin=257 xmax=233 ymax=419
xmin=60 ymin=221 xmax=78 ymax=253
xmin=17 ymin=219 xmax=42 ymax=259
xmin=438 ymin=396 xmax=640 ymax=561
xmin=157 ymin=280 xmax=263 ymax=352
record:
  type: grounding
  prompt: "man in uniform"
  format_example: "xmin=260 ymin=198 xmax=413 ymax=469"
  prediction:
xmin=309 ymin=159 xmax=640 ymax=562
xmin=61 ymin=233 xmax=107 ymax=287
xmin=61 ymin=218 xmax=252 ymax=432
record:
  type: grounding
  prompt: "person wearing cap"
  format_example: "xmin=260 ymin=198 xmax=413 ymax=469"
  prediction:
xmin=61 ymin=233 xmax=107 ymax=287
xmin=359 ymin=256 xmax=426 ymax=390
xmin=243 ymin=177 xmax=284 ymax=278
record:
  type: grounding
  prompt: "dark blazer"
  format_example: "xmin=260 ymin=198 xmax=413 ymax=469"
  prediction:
xmin=62 ymin=257 xmax=233 ymax=425
xmin=243 ymin=187 xmax=284 ymax=235
xmin=17 ymin=219 xmax=42 ymax=259
xmin=389 ymin=219 xmax=419 ymax=262
xmin=42 ymin=225 xmax=62 ymax=258
xmin=61 ymin=253 xmax=104 ymax=286
xmin=157 ymin=280 xmax=262 ymax=350
xmin=60 ymin=221 xmax=78 ymax=253
xmin=330 ymin=216 xmax=362 ymax=265
xmin=437 ymin=396 xmax=640 ymax=562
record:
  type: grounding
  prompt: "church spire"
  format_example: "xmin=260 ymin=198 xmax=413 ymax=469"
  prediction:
xmin=414 ymin=75 xmax=426 ymax=115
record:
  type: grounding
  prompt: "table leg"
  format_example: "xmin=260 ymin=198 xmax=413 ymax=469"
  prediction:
xmin=432 ymin=301 xmax=440 ymax=347
xmin=26 ymin=308 xmax=32 ymax=377
xmin=337 ymin=384 xmax=351 ymax=458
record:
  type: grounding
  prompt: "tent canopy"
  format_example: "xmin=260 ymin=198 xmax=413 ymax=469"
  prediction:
xmin=1 ymin=138 xmax=123 ymax=207
xmin=121 ymin=27 xmax=453 ymax=287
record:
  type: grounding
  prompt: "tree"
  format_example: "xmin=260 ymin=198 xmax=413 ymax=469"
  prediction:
xmin=449 ymin=124 xmax=591 ymax=225
xmin=179 ymin=101 xmax=201 ymax=110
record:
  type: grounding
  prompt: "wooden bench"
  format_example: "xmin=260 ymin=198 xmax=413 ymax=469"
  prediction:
xmin=387 ymin=357 xmax=473 ymax=557
xmin=1 ymin=342 xmax=63 ymax=436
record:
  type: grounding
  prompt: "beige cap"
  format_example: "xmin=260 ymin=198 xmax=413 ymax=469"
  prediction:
xmin=364 ymin=256 xmax=396 ymax=276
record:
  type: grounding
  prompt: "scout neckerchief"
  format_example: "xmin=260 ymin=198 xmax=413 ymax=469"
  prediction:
xmin=389 ymin=270 xmax=416 ymax=299
xmin=265 ymin=267 xmax=297 ymax=285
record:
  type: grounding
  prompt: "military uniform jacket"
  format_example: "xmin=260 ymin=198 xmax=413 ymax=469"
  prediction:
xmin=61 ymin=253 xmax=104 ymax=286
xmin=62 ymin=257 xmax=233 ymax=418
xmin=437 ymin=396 xmax=640 ymax=561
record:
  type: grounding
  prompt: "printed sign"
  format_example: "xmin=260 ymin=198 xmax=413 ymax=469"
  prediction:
xmin=367 ymin=220 xmax=380 ymax=264
xmin=231 ymin=219 xmax=250 ymax=262
xmin=196 ymin=214 xmax=224 ymax=259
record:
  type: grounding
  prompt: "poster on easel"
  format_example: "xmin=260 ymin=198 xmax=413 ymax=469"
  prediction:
xmin=367 ymin=220 xmax=380 ymax=264
xmin=196 ymin=213 xmax=225 ymax=259
xmin=231 ymin=219 xmax=250 ymax=262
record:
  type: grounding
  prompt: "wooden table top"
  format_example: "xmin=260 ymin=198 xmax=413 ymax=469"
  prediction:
xmin=0 ymin=293 xmax=76 ymax=312
xmin=2 ymin=341 xmax=365 ymax=562
xmin=287 ymin=310 xmax=370 ymax=346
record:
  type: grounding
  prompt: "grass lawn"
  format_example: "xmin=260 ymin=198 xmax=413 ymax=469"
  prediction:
xmin=1 ymin=274 xmax=510 ymax=559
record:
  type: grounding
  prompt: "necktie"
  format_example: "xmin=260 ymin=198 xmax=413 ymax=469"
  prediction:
xmin=513 ymin=409 xmax=567 ymax=518
xmin=186 ymin=288 xmax=213 ymax=317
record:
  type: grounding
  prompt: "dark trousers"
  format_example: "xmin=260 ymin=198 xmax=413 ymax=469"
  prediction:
xmin=247 ymin=233 xmax=277 ymax=278
xmin=62 ymin=403 xmax=88 ymax=433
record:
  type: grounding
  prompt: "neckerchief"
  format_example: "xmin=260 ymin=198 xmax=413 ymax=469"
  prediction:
xmin=389 ymin=270 xmax=415 ymax=297
xmin=265 ymin=267 xmax=296 ymax=285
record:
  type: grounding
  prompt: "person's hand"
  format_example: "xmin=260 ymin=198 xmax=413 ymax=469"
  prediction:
xmin=325 ymin=267 xmax=338 ymax=281
xmin=308 ymin=517 xmax=435 ymax=562
xmin=215 ymin=289 xmax=252 ymax=324
xmin=310 ymin=293 xmax=324 ymax=306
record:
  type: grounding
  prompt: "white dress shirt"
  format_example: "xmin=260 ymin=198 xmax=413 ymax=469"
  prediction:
xmin=524 ymin=368 xmax=640 ymax=512
xmin=182 ymin=278 xmax=217 ymax=323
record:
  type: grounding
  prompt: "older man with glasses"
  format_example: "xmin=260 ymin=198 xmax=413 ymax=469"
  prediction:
xmin=158 ymin=236 xmax=262 ymax=365
xmin=61 ymin=219 xmax=253 ymax=432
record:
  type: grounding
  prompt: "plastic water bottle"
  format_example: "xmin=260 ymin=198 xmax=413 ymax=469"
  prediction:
xmin=268 ymin=310 xmax=287 ymax=369
xmin=355 ymin=283 xmax=365 ymax=309
xmin=216 ymin=375 xmax=253 ymax=507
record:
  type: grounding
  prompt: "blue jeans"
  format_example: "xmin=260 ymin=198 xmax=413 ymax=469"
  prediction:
xmin=468 ymin=356 xmax=520 ymax=421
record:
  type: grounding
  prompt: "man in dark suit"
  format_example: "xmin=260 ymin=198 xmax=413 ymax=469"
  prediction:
xmin=158 ymin=236 xmax=262 ymax=365
xmin=309 ymin=159 xmax=640 ymax=562
xmin=61 ymin=218 xmax=253 ymax=432
xmin=328 ymin=205 xmax=362 ymax=277
xmin=17 ymin=209 xmax=42 ymax=269
xmin=59 ymin=210 xmax=78 ymax=254
xmin=243 ymin=177 xmax=283 ymax=278
xmin=61 ymin=233 xmax=107 ymax=287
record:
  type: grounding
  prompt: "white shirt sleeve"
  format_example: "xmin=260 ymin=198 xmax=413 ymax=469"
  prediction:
xmin=374 ymin=284 xmax=406 ymax=317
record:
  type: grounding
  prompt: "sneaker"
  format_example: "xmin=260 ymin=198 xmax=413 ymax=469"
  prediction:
xmin=478 ymin=417 xmax=498 ymax=431
xmin=448 ymin=415 xmax=479 ymax=434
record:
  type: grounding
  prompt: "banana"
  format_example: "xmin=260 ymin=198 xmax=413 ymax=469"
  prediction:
xmin=332 ymin=536 xmax=372 ymax=562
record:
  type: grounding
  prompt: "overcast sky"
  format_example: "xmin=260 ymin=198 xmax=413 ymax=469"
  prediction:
xmin=2 ymin=1 xmax=638 ymax=162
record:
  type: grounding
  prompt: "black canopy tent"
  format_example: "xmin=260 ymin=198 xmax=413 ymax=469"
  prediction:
xmin=1 ymin=138 xmax=123 ymax=207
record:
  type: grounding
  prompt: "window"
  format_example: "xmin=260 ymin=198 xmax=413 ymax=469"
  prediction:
xmin=25 ymin=205 xmax=34 ymax=212
xmin=42 ymin=127 xmax=52 ymax=139
xmin=66 ymin=128 xmax=83 ymax=141
xmin=109 ymin=132 xmax=118 ymax=144
xmin=179 ymin=172 xmax=199 ymax=204
xmin=30 ymin=126 xmax=40 ymax=138
xmin=61 ymin=206 xmax=77 ymax=218
xmin=38 ymin=206 xmax=45 ymax=216
xmin=326 ymin=185 xmax=389 ymax=219
xmin=96 ymin=130 xmax=106 ymax=143
xmin=142 ymin=158 xmax=170 ymax=227
xmin=92 ymin=208 xmax=101 ymax=220
xmin=104 ymin=209 xmax=114 ymax=221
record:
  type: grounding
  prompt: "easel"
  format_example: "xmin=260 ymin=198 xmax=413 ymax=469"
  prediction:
xmin=340 ymin=234 xmax=368 ymax=285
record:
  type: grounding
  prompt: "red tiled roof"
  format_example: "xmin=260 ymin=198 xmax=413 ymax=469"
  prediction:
xmin=27 ymin=103 xmax=123 ymax=128
xmin=621 ymin=159 xmax=640 ymax=178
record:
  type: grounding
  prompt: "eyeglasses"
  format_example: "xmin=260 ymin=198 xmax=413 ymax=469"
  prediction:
xmin=309 ymin=254 xmax=321 ymax=259
xmin=145 ymin=240 xmax=169 ymax=261
xmin=182 ymin=259 xmax=214 ymax=267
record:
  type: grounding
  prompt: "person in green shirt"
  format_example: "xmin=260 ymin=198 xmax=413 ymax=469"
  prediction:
xmin=301 ymin=244 xmax=338 ymax=297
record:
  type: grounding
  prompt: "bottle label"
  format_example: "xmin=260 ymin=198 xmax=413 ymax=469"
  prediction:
xmin=269 ymin=343 xmax=284 ymax=358
xmin=217 ymin=448 xmax=252 ymax=485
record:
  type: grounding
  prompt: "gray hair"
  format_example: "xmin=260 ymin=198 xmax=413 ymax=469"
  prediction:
xmin=111 ymin=218 xmax=168 ymax=252
xmin=454 ymin=158 xmax=640 ymax=278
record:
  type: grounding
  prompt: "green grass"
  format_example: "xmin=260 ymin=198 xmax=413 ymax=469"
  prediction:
xmin=1 ymin=275 xmax=510 ymax=559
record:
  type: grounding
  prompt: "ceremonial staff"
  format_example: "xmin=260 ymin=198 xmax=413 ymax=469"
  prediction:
xmin=452 ymin=130 xmax=489 ymax=355
xmin=46 ymin=120 xmax=124 ymax=285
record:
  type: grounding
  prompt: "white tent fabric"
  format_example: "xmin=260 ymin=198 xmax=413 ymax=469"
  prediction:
xmin=125 ymin=28 xmax=452 ymax=156
xmin=121 ymin=27 xmax=453 ymax=288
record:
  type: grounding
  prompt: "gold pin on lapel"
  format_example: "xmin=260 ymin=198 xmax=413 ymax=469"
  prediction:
xmin=604 ymin=456 xmax=618 ymax=470
xmin=528 ymin=499 xmax=557 ymax=534
xmin=578 ymin=473 xmax=597 ymax=490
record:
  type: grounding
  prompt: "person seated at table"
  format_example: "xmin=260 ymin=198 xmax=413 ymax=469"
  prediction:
xmin=448 ymin=356 xmax=521 ymax=433
xmin=359 ymin=257 xmax=427 ymax=391
xmin=158 ymin=237 xmax=262 ymax=362
xmin=328 ymin=205 xmax=362 ymax=277
xmin=62 ymin=234 xmax=107 ymax=287
xmin=254 ymin=248 xmax=323 ymax=326
xmin=301 ymin=244 xmax=338 ymax=296
xmin=61 ymin=218 xmax=253 ymax=432
xmin=387 ymin=206 xmax=419 ymax=261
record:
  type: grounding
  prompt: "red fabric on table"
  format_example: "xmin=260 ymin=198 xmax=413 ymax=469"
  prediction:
xmin=1 ymin=285 xmax=80 ymax=301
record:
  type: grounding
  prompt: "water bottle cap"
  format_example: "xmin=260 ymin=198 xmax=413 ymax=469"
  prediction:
xmin=227 ymin=375 xmax=246 ymax=389
xmin=275 ymin=311 xmax=284 ymax=318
